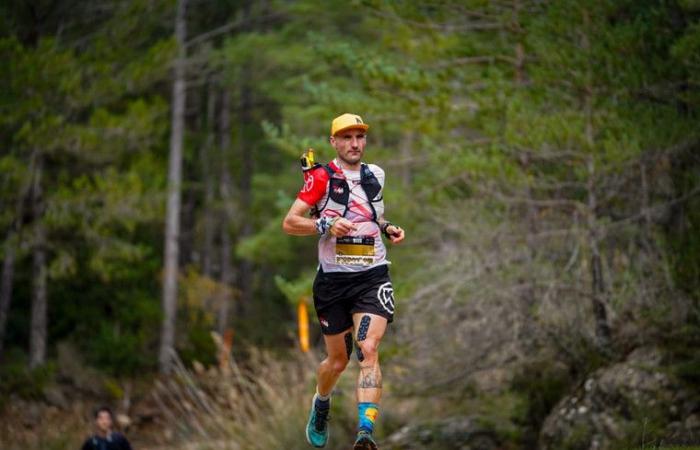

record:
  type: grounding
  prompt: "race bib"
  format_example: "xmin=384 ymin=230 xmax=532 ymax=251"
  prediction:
xmin=335 ymin=236 xmax=375 ymax=266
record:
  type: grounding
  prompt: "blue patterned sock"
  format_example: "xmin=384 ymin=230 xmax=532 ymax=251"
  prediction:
xmin=358 ymin=402 xmax=379 ymax=434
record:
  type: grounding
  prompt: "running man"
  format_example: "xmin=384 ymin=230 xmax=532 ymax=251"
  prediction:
xmin=283 ymin=113 xmax=405 ymax=450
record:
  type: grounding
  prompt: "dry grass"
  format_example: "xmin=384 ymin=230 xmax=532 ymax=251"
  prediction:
xmin=0 ymin=399 xmax=89 ymax=450
xmin=0 ymin=342 xmax=361 ymax=450
xmin=153 ymin=346 xmax=356 ymax=450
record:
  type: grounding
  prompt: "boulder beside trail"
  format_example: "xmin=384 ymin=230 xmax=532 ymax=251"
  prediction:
xmin=539 ymin=347 xmax=700 ymax=450
xmin=384 ymin=416 xmax=500 ymax=450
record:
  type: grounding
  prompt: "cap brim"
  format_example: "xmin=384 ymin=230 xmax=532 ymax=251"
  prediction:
xmin=332 ymin=124 xmax=369 ymax=136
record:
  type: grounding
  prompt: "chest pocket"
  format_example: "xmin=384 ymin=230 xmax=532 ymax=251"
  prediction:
xmin=360 ymin=164 xmax=382 ymax=202
xmin=328 ymin=176 xmax=350 ymax=205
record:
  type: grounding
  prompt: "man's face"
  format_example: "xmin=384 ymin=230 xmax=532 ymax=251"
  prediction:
xmin=96 ymin=411 xmax=113 ymax=433
xmin=330 ymin=128 xmax=366 ymax=167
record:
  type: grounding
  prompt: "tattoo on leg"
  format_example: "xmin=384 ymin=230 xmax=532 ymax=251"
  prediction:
xmin=344 ymin=332 xmax=353 ymax=360
xmin=357 ymin=315 xmax=371 ymax=341
xmin=359 ymin=367 xmax=382 ymax=389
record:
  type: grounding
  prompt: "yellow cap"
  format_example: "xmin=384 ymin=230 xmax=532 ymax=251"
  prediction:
xmin=331 ymin=113 xmax=369 ymax=136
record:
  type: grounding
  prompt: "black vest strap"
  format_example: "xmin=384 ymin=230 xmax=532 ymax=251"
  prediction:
xmin=360 ymin=164 xmax=381 ymax=222
xmin=316 ymin=163 xmax=381 ymax=221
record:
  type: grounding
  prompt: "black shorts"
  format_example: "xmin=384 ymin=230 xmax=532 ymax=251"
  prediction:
xmin=313 ymin=264 xmax=395 ymax=335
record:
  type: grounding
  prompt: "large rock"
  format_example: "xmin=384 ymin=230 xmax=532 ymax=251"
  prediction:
xmin=539 ymin=347 xmax=700 ymax=450
xmin=384 ymin=416 xmax=500 ymax=450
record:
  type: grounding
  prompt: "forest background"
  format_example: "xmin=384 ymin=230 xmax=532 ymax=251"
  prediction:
xmin=1 ymin=1 xmax=699 ymax=449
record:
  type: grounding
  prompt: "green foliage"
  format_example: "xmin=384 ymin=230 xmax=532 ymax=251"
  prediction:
xmin=666 ymin=159 xmax=700 ymax=301
xmin=662 ymin=324 xmax=700 ymax=388
xmin=274 ymin=273 xmax=314 ymax=305
xmin=638 ymin=448 xmax=700 ymax=450
xmin=0 ymin=351 xmax=55 ymax=401
xmin=85 ymin=324 xmax=154 ymax=376
xmin=179 ymin=326 xmax=217 ymax=368
xmin=561 ymin=423 xmax=594 ymax=450
xmin=102 ymin=377 xmax=124 ymax=400
xmin=511 ymin=360 xmax=573 ymax=435
xmin=611 ymin=405 xmax=669 ymax=450
xmin=675 ymin=356 xmax=700 ymax=386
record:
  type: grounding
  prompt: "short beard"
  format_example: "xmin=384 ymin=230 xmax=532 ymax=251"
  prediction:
xmin=338 ymin=153 xmax=362 ymax=167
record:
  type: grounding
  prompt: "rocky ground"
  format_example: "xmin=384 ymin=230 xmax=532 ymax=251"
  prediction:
xmin=540 ymin=347 xmax=700 ymax=450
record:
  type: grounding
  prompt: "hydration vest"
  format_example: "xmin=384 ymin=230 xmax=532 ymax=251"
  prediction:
xmin=310 ymin=163 xmax=383 ymax=221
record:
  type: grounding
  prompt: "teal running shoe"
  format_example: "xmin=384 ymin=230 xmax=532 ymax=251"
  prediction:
xmin=353 ymin=430 xmax=378 ymax=450
xmin=305 ymin=394 xmax=330 ymax=448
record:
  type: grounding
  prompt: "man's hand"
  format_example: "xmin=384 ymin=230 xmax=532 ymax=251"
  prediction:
xmin=330 ymin=218 xmax=357 ymax=237
xmin=386 ymin=225 xmax=405 ymax=244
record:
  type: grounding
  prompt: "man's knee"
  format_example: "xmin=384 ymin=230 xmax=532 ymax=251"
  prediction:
xmin=328 ymin=355 xmax=349 ymax=375
xmin=357 ymin=338 xmax=379 ymax=364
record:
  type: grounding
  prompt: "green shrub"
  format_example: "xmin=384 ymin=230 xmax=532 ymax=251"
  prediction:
xmin=561 ymin=423 xmax=593 ymax=450
xmin=85 ymin=323 xmax=153 ymax=376
xmin=178 ymin=325 xmax=217 ymax=367
xmin=511 ymin=359 xmax=572 ymax=433
xmin=662 ymin=324 xmax=700 ymax=388
xmin=0 ymin=356 xmax=55 ymax=401
xmin=611 ymin=404 xmax=669 ymax=450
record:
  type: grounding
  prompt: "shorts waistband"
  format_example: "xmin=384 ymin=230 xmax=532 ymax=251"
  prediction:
xmin=317 ymin=264 xmax=388 ymax=280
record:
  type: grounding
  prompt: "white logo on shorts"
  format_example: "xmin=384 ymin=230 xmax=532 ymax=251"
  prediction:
xmin=377 ymin=282 xmax=395 ymax=314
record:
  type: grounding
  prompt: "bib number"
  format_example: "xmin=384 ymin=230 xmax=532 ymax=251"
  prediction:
xmin=335 ymin=236 xmax=375 ymax=266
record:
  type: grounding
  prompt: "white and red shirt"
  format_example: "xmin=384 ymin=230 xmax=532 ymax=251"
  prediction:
xmin=298 ymin=159 xmax=388 ymax=273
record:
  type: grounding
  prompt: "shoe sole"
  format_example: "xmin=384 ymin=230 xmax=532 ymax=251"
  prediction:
xmin=305 ymin=394 xmax=328 ymax=448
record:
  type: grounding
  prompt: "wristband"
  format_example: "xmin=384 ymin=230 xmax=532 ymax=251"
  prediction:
xmin=315 ymin=217 xmax=336 ymax=235
xmin=380 ymin=222 xmax=397 ymax=239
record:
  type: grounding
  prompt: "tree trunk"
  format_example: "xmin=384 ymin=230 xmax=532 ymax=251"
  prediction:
xmin=519 ymin=155 xmax=538 ymax=344
xmin=582 ymin=9 xmax=611 ymax=350
xmin=512 ymin=0 xmax=526 ymax=86
xmin=0 ymin=154 xmax=35 ymax=359
xmin=201 ymin=83 xmax=217 ymax=279
xmin=512 ymin=2 xmax=535 ymax=345
xmin=159 ymin=0 xmax=187 ymax=374
xmin=29 ymin=155 xmax=47 ymax=368
xmin=0 ymin=233 xmax=17 ymax=359
xmin=586 ymin=157 xmax=611 ymax=350
xmin=233 ymin=1 xmax=255 ymax=315
xmin=237 ymin=75 xmax=253 ymax=313
xmin=217 ymin=88 xmax=235 ymax=334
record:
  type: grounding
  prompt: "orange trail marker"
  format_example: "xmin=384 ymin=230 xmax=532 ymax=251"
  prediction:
xmin=298 ymin=298 xmax=310 ymax=353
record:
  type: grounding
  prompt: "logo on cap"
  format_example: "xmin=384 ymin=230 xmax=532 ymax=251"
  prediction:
xmin=331 ymin=113 xmax=369 ymax=136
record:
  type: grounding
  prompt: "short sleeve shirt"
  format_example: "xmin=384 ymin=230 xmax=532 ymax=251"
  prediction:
xmin=297 ymin=160 xmax=388 ymax=273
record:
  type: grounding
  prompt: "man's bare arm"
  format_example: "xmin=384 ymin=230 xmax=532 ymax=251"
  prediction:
xmin=283 ymin=199 xmax=357 ymax=237
xmin=282 ymin=199 xmax=317 ymax=236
